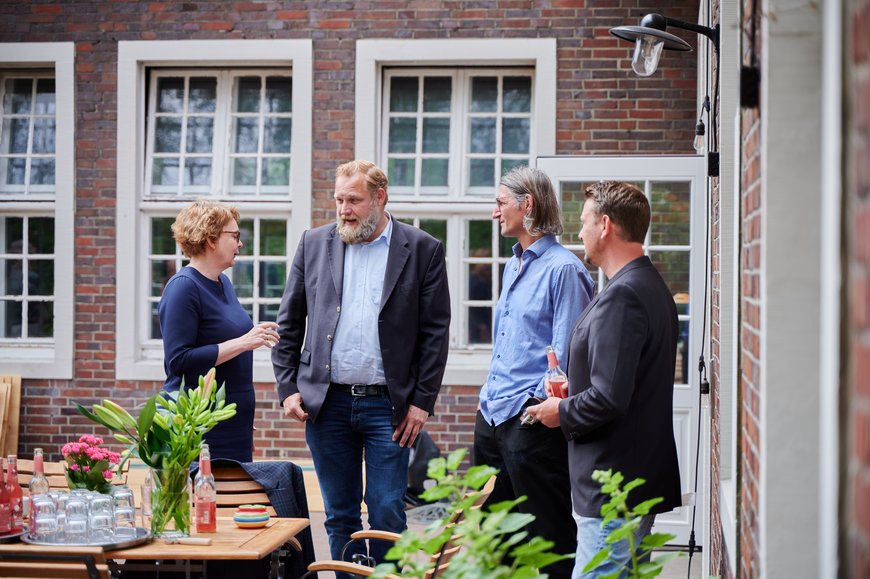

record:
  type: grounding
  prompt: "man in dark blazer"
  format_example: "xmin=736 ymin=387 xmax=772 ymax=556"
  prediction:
xmin=525 ymin=181 xmax=681 ymax=578
xmin=271 ymin=160 xmax=450 ymax=574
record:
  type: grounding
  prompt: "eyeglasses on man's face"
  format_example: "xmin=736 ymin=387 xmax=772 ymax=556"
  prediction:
xmin=221 ymin=230 xmax=241 ymax=242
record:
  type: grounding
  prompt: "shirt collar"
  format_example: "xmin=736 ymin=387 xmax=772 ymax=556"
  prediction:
xmin=511 ymin=234 xmax=557 ymax=258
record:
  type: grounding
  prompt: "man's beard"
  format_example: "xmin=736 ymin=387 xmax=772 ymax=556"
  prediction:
xmin=337 ymin=202 xmax=381 ymax=244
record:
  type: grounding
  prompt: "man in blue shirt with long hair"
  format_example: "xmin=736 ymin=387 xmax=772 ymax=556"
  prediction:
xmin=474 ymin=165 xmax=594 ymax=578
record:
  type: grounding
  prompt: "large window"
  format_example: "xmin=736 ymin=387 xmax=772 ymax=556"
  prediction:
xmin=0 ymin=44 xmax=74 ymax=379
xmin=116 ymin=40 xmax=312 ymax=382
xmin=357 ymin=39 xmax=557 ymax=385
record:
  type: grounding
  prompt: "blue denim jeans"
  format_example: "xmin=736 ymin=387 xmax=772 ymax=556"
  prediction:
xmin=572 ymin=513 xmax=655 ymax=578
xmin=306 ymin=388 xmax=409 ymax=576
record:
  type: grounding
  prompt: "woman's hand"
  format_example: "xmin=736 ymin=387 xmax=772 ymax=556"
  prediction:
xmin=242 ymin=322 xmax=280 ymax=351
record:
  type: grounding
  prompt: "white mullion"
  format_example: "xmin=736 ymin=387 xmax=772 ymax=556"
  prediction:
xmin=495 ymin=74 xmax=504 ymax=184
xmin=455 ymin=70 xmax=469 ymax=197
xmin=415 ymin=73 xmax=424 ymax=196
xmin=252 ymin=218 xmax=261 ymax=322
xmin=256 ymin=74 xmax=266 ymax=197
xmin=447 ymin=214 xmax=461 ymax=349
xmin=214 ymin=71 xmax=232 ymax=198
xmin=178 ymin=75 xmax=191 ymax=197
xmin=24 ymin=79 xmax=36 ymax=195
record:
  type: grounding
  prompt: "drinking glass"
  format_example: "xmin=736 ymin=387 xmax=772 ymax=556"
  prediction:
xmin=32 ymin=514 xmax=59 ymax=543
xmin=65 ymin=516 xmax=88 ymax=543
xmin=114 ymin=507 xmax=137 ymax=539
xmin=88 ymin=512 xmax=114 ymax=543
xmin=112 ymin=486 xmax=135 ymax=510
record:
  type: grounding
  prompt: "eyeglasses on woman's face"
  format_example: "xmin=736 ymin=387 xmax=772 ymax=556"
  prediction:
xmin=221 ymin=230 xmax=241 ymax=242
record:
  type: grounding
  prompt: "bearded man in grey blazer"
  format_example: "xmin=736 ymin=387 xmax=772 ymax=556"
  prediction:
xmin=272 ymin=160 xmax=450 ymax=575
xmin=525 ymin=181 xmax=681 ymax=578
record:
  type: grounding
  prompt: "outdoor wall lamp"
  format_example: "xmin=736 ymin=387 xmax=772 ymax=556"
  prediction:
xmin=609 ymin=13 xmax=720 ymax=77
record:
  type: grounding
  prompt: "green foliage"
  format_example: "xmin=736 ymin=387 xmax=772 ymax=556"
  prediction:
xmin=75 ymin=368 xmax=237 ymax=471
xmin=582 ymin=469 xmax=684 ymax=579
xmin=372 ymin=448 xmax=573 ymax=578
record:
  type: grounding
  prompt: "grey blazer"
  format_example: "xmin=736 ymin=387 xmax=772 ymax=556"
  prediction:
xmin=271 ymin=217 xmax=451 ymax=424
xmin=558 ymin=255 xmax=682 ymax=517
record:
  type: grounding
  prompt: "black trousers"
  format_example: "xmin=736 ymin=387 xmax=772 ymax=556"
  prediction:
xmin=473 ymin=406 xmax=577 ymax=579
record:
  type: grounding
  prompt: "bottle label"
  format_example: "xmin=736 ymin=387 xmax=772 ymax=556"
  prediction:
xmin=196 ymin=501 xmax=217 ymax=532
xmin=0 ymin=505 xmax=10 ymax=534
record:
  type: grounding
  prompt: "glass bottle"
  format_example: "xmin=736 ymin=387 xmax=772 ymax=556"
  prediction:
xmin=5 ymin=456 xmax=23 ymax=531
xmin=141 ymin=468 xmax=152 ymax=528
xmin=29 ymin=448 xmax=50 ymax=496
xmin=0 ymin=459 xmax=10 ymax=534
xmin=194 ymin=444 xmax=217 ymax=533
xmin=545 ymin=345 xmax=569 ymax=399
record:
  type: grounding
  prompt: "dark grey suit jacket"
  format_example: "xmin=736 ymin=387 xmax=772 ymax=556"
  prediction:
xmin=558 ymin=255 xmax=681 ymax=517
xmin=271 ymin=217 xmax=451 ymax=424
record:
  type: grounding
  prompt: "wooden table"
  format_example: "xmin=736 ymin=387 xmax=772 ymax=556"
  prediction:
xmin=109 ymin=517 xmax=309 ymax=561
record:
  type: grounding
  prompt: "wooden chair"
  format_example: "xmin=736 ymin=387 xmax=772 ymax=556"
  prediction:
xmin=305 ymin=474 xmax=497 ymax=578
xmin=16 ymin=458 xmax=129 ymax=495
xmin=0 ymin=545 xmax=109 ymax=579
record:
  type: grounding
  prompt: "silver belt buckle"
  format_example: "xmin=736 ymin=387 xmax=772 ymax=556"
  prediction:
xmin=350 ymin=384 xmax=367 ymax=396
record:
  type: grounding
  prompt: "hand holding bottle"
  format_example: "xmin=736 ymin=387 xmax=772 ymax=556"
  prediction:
xmin=544 ymin=345 xmax=569 ymax=399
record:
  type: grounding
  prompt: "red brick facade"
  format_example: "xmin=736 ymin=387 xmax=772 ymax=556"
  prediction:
xmin=848 ymin=0 xmax=870 ymax=576
xmin=1 ymin=1 xmax=697 ymax=462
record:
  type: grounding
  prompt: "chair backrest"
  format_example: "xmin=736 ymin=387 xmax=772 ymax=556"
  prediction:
xmin=0 ymin=545 xmax=109 ymax=579
xmin=15 ymin=459 xmax=129 ymax=495
xmin=211 ymin=463 xmax=277 ymax=517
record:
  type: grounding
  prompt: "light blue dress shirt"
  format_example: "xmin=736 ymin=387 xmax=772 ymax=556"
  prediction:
xmin=480 ymin=234 xmax=595 ymax=426
xmin=330 ymin=217 xmax=393 ymax=385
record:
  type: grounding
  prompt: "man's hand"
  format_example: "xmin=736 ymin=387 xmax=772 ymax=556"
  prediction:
xmin=281 ymin=393 xmax=309 ymax=422
xmin=393 ymin=404 xmax=428 ymax=448
xmin=523 ymin=397 xmax=561 ymax=428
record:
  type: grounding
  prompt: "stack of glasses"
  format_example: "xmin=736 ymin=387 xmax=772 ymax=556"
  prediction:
xmin=29 ymin=487 xmax=138 ymax=544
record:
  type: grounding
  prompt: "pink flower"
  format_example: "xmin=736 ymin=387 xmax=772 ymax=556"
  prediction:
xmin=70 ymin=463 xmax=80 ymax=471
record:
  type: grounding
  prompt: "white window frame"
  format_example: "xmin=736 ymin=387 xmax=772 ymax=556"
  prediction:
xmin=356 ymin=39 xmax=556 ymax=386
xmin=116 ymin=40 xmax=312 ymax=382
xmin=0 ymin=43 xmax=74 ymax=379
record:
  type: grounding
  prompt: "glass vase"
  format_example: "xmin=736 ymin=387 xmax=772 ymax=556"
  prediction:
xmin=150 ymin=467 xmax=191 ymax=538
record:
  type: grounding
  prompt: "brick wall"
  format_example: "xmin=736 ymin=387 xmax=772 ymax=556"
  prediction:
xmin=1 ymin=0 xmax=697 ymax=463
xmin=847 ymin=0 xmax=870 ymax=576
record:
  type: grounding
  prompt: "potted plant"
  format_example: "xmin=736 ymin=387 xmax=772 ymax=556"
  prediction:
xmin=76 ymin=368 xmax=236 ymax=537
xmin=61 ymin=435 xmax=121 ymax=494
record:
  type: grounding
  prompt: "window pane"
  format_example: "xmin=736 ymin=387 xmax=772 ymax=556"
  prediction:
xmin=648 ymin=250 xmax=690 ymax=298
xmin=152 ymin=158 xmax=179 ymax=187
xmin=387 ymin=158 xmax=414 ymax=187
xmin=188 ymin=77 xmax=216 ymax=113
xmin=503 ymin=76 xmax=531 ymax=113
xmin=185 ymin=117 xmax=214 ymax=154
xmin=422 ymin=118 xmax=449 ymax=153
xmin=471 ymin=77 xmax=497 ymax=112
xmin=262 ymin=158 xmax=290 ymax=188
xmin=29 ymin=217 xmax=53 ymax=253
xmin=156 ymin=78 xmax=184 ymax=113
xmin=1 ymin=301 xmax=22 ymax=338
xmin=467 ymin=263 xmax=493 ymax=301
xmin=389 ymin=77 xmax=418 ymax=112
xmin=236 ymin=77 xmax=261 ymax=113
xmin=2 ymin=217 xmax=23 ymax=251
xmin=3 ymin=79 xmax=32 ymax=114
xmin=502 ymin=118 xmax=530 ymax=154
xmin=469 ymin=159 xmax=494 ymax=188
xmin=501 ymin=158 xmax=526 ymax=176
xmin=31 ymin=119 xmax=55 ymax=154
xmin=260 ymin=262 xmax=286 ymax=298
xmin=234 ymin=118 xmax=259 ymax=154
xmin=151 ymin=260 xmax=177 ymax=297
xmin=259 ymin=303 xmax=279 ymax=323
xmin=468 ymin=306 xmax=492 ymax=345
xmin=388 ymin=118 xmax=416 ymax=153
xmin=154 ymin=117 xmax=182 ymax=153
xmin=264 ymin=118 xmax=291 ymax=153
xmin=4 ymin=158 xmax=25 ymax=186
xmin=150 ymin=303 xmax=161 ymax=340
xmin=151 ymin=218 xmax=176 ymax=254
xmin=419 ymin=219 xmax=447 ymax=248
xmin=423 ymin=77 xmax=451 ymax=112
xmin=498 ymin=235 xmax=514 ymax=258
xmin=469 ymin=118 xmax=495 ymax=153
xmin=184 ymin=158 xmax=211 ymax=186
xmin=3 ymin=118 xmax=29 ymax=154
xmin=29 ymin=259 xmax=53 ymax=295
xmin=233 ymin=261 xmax=254 ymax=298
xmin=260 ymin=220 xmax=287 ymax=256
xmin=421 ymin=159 xmax=448 ymax=187
xmin=468 ymin=220 xmax=492 ymax=256
xmin=28 ymin=301 xmax=53 ymax=337
xmin=1 ymin=258 xmax=23 ymax=294
xmin=239 ymin=220 xmax=254 ymax=256
xmin=265 ymin=77 xmax=292 ymax=113
xmin=233 ymin=158 xmax=256 ymax=186
xmin=34 ymin=78 xmax=55 ymax=115
xmin=650 ymin=181 xmax=691 ymax=246
xmin=29 ymin=159 xmax=55 ymax=185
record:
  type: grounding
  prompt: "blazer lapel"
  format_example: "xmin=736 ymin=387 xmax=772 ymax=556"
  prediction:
xmin=327 ymin=227 xmax=345 ymax=300
xmin=381 ymin=218 xmax=409 ymax=310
